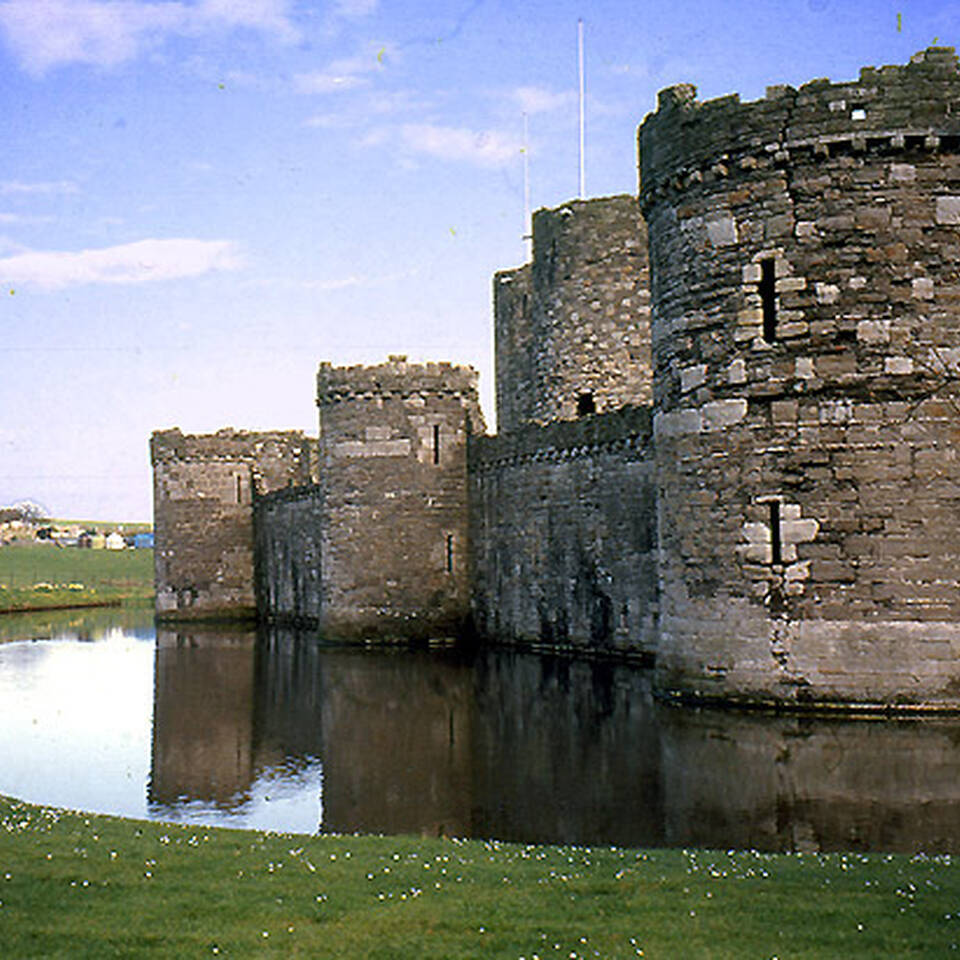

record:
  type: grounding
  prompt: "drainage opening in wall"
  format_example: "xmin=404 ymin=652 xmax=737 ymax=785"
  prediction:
xmin=577 ymin=392 xmax=596 ymax=416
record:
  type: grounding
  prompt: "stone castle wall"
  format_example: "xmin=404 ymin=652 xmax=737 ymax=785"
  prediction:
xmin=640 ymin=46 xmax=960 ymax=707
xmin=494 ymin=195 xmax=651 ymax=431
xmin=150 ymin=429 xmax=315 ymax=620
xmin=253 ymin=485 xmax=323 ymax=623
xmin=469 ymin=406 xmax=657 ymax=657
xmin=151 ymin=49 xmax=960 ymax=710
xmin=492 ymin=263 xmax=534 ymax=433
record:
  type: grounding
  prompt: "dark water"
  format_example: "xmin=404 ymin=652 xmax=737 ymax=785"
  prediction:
xmin=2 ymin=605 xmax=960 ymax=852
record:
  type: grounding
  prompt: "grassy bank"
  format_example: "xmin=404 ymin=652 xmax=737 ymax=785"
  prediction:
xmin=0 ymin=796 xmax=956 ymax=958
xmin=0 ymin=544 xmax=153 ymax=612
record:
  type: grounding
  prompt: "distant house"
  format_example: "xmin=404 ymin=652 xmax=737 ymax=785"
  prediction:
xmin=105 ymin=532 xmax=126 ymax=551
xmin=85 ymin=532 xmax=106 ymax=550
xmin=132 ymin=532 xmax=154 ymax=549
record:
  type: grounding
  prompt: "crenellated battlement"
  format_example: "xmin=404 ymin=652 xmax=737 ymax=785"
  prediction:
xmin=317 ymin=356 xmax=480 ymax=405
xmin=640 ymin=47 xmax=960 ymax=207
xmin=150 ymin=428 xmax=315 ymax=478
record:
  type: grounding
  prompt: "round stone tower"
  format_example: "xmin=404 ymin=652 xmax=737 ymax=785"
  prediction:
xmin=639 ymin=47 xmax=960 ymax=709
xmin=494 ymin=195 xmax=651 ymax=433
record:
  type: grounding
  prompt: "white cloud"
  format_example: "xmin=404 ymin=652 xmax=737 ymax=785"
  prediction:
xmin=333 ymin=0 xmax=377 ymax=17
xmin=303 ymin=111 xmax=352 ymax=129
xmin=511 ymin=85 xmax=576 ymax=115
xmin=295 ymin=70 xmax=367 ymax=94
xmin=0 ymin=0 xmax=184 ymax=73
xmin=197 ymin=0 xmax=298 ymax=43
xmin=0 ymin=237 xmax=243 ymax=288
xmin=0 ymin=179 xmax=79 ymax=195
xmin=294 ymin=45 xmax=388 ymax=96
xmin=397 ymin=123 xmax=522 ymax=169
xmin=0 ymin=0 xmax=299 ymax=75
xmin=0 ymin=213 xmax=55 ymax=225
xmin=303 ymin=273 xmax=365 ymax=291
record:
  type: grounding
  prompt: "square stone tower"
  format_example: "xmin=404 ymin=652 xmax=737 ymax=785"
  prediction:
xmin=151 ymin=428 xmax=316 ymax=621
xmin=316 ymin=356 xmax=484 ymax=638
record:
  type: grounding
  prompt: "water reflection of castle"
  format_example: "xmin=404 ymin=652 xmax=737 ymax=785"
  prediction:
xmin=150 ymin=625 xmax=960 ymax=852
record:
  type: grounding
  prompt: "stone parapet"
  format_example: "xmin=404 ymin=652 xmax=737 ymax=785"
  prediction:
xmin=470 ymin=404 xmax=652 ymax=470
xmin=639 ymin=47 xmax=960 ymax=204
xmin=317 ymin=356 xmax=481 ymax=403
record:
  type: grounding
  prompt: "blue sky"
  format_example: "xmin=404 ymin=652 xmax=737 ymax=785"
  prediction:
xmin=0 ymin=0 xmax=949 ymax=521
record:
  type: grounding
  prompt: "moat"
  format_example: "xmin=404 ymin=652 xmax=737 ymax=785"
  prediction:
xmin=2 ymin=604 xmax=959 ymax=853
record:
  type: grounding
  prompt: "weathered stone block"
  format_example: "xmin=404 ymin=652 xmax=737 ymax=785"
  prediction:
xmin=816 ymin=283 xmax=840 ymax=304
xmin=680 ymin=364 xmax=708 ymax=393
xmin=936 ymin=196 xmax=960 ymax=224
xmin=706 ymin=216 xmax=738 ymax=246
xmin=884 ymin=356 xmax=914 ymax=375
xmin=701 ymin=398 xmax=748 ymax=431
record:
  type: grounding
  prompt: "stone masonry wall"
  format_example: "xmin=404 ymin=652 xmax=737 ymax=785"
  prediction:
xmin=495 ymin=196 xmax=652 ymax=429
xmin=469 ymin=406 xmax=657 ymax=656
xmin=493 ymin=263 xmax=533 ymax=434
xmin=640 ymin=47 xmax=960 ymax=708
xmin=151 ymin=428 xmax=316 ymax=620
xmin=253 ymin=485 xmax=323 ymax=623
xmin=316 ymin=356 xmax=484 ymax=638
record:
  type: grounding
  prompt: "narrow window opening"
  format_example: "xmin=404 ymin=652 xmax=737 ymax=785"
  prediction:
xmin=769 ymin=501 xmax=782 ymax=566
xmin=433 ymin=424 xmax=440 ymax=464
xmin=236 ymin=476 xmax=243 ymax=504
xmin=445 ymin=534 xmax=454 ymax=573
xmin=576 ymin=392 xmax=596 ymax=417
xmin=759 ymin=258 xmax=777 ymax=341
xmin=521 ymin=293 xmax=529 ymax=316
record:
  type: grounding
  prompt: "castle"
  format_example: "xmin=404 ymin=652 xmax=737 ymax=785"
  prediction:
xmin=152 ymin=49 xmax=960 ymax=712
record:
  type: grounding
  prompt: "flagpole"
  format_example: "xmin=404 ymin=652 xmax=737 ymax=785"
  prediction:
xmin=523 ymin=112 xmax=532 ymax=259
xmin=578 ymin=18 xmax=586 ymax=199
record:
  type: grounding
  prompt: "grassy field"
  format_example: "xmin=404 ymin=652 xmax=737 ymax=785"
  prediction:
xmin=0 ymin=795 xmax=956 ymax=958
xmin=0 ymin=543 xmax=153 ymax=612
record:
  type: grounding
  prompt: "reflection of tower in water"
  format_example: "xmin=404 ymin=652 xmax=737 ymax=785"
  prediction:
xmin=658 ymin=708 xmax=960 ymax=853
xmin=149 ymin=627 xmax=258 ymax=811
xmin=148 ymin=621 xmax=960 ymax=852
xmin=255 ymin=627 xmax=475 ymax=838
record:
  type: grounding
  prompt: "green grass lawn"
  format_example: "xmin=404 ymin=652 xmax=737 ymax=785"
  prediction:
xmin=0 ymin=544 xmax=153 ymax=612
xmin=0 ymin=794 xmax=956 ymax=958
